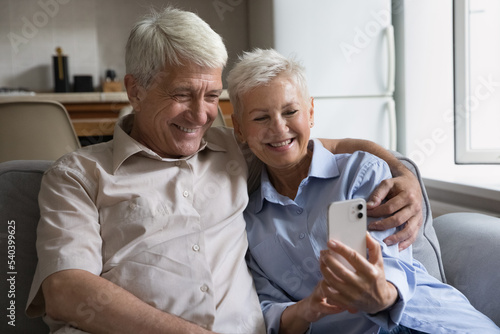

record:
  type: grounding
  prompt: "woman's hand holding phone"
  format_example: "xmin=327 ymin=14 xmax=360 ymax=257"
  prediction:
xmin=319 ymin=233 xmax=399 ymax=315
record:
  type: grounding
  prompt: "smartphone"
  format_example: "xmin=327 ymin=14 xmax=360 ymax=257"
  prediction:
xmin=327 ymin=198 xmax=367 ymax=271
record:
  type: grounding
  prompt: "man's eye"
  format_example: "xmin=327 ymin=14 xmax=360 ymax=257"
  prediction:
xmin=206 ymin=94 xmax=220 ymax=102
xmin=173 ymin=94 xmax=190 ymax=101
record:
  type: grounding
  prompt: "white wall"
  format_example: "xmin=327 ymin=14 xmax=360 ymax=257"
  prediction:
xmin=393 ymin=0 xmax=455 ymax=170
xmin=0 ymin=0 xmax=248 ymax=92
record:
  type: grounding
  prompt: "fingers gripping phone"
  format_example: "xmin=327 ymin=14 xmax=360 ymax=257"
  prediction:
xmin=327 ymin=198 xmax=367 ymax=271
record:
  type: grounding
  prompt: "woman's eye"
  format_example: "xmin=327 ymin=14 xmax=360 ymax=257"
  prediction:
xmin=284 ymin=110 xmax=298 ymax=116
xmin=253 ymin=116 xmax=268 ymax=121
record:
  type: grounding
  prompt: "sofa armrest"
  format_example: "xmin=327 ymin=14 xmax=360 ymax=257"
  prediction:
xmin=433 ymin=212 xmax=500 ymax=325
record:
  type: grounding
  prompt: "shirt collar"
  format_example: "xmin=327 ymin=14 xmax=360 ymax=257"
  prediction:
xmin=253 ymin=138 xmax=340 ymax=213
xmin=308 ymin=138 xmax=340 ymax=179
xmin=111 ymin=114 xmax=225 ymax=173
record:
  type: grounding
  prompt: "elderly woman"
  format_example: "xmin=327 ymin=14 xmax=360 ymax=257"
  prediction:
xmin=227 ymin=48 xmax=499 ymax=334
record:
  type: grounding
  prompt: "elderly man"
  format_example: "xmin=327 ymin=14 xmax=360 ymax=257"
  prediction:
xmin=26 ymin=7 xmax=422 ymax=334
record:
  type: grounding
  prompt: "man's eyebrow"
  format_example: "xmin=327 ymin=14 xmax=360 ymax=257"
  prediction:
xmin=207 ymin=89 xmax=223 ymax=95
xmin=169 ymin=88 xmax=223 ymax=95
xmin=170 ymin=86 xmax=191 ymax=93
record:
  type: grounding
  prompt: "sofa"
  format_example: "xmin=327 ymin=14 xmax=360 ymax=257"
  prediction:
xmin=0 ymin=157 xmax=499 ymax=333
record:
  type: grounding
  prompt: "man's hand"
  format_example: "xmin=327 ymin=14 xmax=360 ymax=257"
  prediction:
xmin=366 ymin=171 xmax=423 ymax=251
xmin=319 ymin=138 xmax=424 ymax=250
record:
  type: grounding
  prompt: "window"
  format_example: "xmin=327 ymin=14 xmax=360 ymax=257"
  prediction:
xmin=454 ymin=0 xmax=500 ymax=163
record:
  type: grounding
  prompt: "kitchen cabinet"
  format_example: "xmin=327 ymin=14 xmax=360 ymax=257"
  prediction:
xmin=218 ymin=100 xmax=234 ymax=127
xmin=63 ymin=101 xmax=129 ymax=138
xmin=0 ymin=92 xmax=235 ymax=146
xmin=0 ymin=92 xmax=129 ymax=138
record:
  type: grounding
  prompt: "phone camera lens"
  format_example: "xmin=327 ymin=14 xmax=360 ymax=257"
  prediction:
xmin=357 ymin=212 xmax=364 ymax=219
xmin=357 ymin=204 xmax=363 ymax=210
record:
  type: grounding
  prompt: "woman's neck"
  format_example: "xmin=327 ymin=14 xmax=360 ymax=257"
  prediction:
xmin=266 ymin=150 xmax=313 ymax=200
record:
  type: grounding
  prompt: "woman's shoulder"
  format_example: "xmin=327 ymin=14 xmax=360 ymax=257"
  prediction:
xmin=336 ymin=150 xmax=387 ymax=167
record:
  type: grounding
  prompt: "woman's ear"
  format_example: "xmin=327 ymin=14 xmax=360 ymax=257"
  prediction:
xmin=124 ymin=74 xmax=146 ymax=112
xmin=231 ymin=114 xmax=246 ymax=143
xmin=309 ymin=97 xmax=315 ymax=128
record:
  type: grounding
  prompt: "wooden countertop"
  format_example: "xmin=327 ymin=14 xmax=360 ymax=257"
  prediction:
xmin=0 ymin=92 xmax=129 ymax=103
xmin=0 ymin=90 xmax=229 ymax=103
xmin=0 ymin=91 xmax=233 ymax=139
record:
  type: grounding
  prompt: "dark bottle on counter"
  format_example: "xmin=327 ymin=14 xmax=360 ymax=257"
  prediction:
xmin=53 ymin=47 xmax=70 ymax=92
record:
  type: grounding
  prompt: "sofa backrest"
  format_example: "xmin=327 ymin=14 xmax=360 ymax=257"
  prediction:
xmin=391 ymin=151 xmax=446 ymax=282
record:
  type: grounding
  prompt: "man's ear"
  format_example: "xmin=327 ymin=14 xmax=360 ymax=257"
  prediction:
xmin=231 ymin=114 xmax=246 ymax=143
xmin=124 ymin=74 xmax=145 ymax=112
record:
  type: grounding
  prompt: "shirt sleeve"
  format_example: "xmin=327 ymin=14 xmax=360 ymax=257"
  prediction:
xmin=26 ymin=163 xmax=103 ymax=317
xmin=366 ymin=230 xmax=416 ymax=330
xmin=347 ymin=152 xmax=417 ymax=329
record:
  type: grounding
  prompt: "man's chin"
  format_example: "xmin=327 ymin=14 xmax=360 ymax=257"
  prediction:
xmin=170 ymin=141 xmax=203 ymax=158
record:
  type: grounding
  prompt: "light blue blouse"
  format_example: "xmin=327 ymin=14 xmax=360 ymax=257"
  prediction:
xmin=245 ymin=139 xmax=499 ymax=334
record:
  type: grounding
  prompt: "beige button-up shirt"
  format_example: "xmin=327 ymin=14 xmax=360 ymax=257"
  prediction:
xmin=27 ymin=115 xmax=265 ymax=334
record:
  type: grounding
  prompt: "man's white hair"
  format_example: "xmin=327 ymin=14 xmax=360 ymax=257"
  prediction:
xmin=125 ymin=6 xmax=228 ymax=88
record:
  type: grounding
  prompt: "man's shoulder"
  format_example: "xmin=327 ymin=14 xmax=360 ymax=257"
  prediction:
xmin=333 ymin=150 xmax=391 ymax=182
xmin=336 ymin=150 xmax=386 ymax=166
xmin=48 ymin=141 xmax=114 ymax=175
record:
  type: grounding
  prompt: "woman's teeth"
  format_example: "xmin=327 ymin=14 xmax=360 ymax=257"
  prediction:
xmin=269 ymin=139 xmax=292 ymax=147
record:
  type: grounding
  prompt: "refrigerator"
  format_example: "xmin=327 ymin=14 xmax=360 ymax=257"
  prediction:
xmin=248 ymin=0 xmax=396 ymax=150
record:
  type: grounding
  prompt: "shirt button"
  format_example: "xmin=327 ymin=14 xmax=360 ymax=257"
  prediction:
xmin=299 ymin=233 xmax=306 ymax=239
xmin=192 ymin=244 xmax=200 ymax=252
xmin=129 ymin=203 xmax=137 ymax=210
xmin=175 ymin=161 xmax=181 ymax=166
xmin=200 ymin=284 xmax=209 ymax=292
xmin=296 ymin=208 xmax=303 ymax=215
xmin=183 ymin=190 xmax=189 ymax=197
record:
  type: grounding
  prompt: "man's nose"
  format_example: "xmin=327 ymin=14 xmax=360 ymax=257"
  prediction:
xmin=188 ymin=99 xmax=209 ymax=124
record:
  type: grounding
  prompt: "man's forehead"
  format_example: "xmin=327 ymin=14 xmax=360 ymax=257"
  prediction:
xmin=148 ymin=71 xmax=221 ymax=94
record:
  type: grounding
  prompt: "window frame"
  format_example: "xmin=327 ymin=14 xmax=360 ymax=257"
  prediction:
xmin=454 ymin=0 xmax=500 ymax=164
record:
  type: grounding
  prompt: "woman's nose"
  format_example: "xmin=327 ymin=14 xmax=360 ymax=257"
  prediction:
xmin=271 ymin=116 xmax=288 ymax=133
